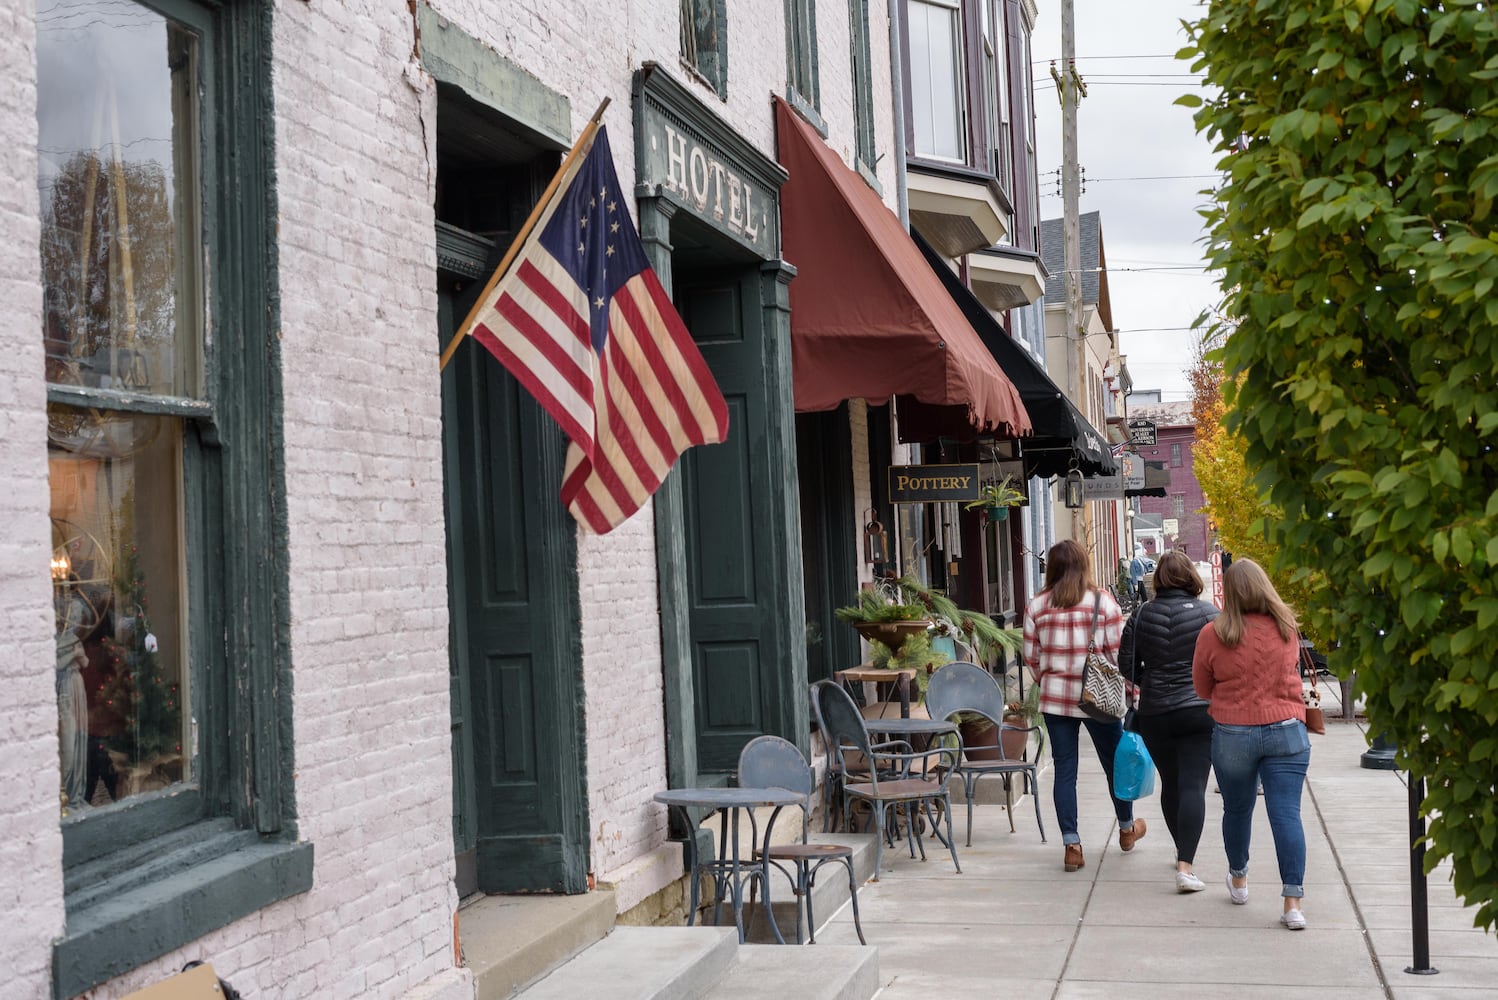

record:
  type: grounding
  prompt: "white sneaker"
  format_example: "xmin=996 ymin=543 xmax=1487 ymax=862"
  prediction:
xmin=1281 ymin=909 xmax=1307 ymax=930
xmin=1226 ymin=874 xmax=1249 ymax=904
xmin=1175 ymin=871 xmax=1206 ymax=893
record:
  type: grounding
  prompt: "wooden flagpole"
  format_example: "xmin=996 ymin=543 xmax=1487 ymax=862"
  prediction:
xmin=438 ymin=97 xmax=612 ymax=372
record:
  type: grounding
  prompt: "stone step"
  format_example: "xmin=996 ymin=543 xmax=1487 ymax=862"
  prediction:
xmin=515 ymin=926 xmax=739 ymax=1000
xmin=461 ymin=890 xmax=617 ymax=1000
xmin=706 ymin=944 xmax=878 ymax=1000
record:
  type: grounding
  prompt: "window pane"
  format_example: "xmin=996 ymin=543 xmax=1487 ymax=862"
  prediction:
xmin=51 ymin=407 xmax=189 ymax=811
xmin=37 ymin=1 xmax=203 ymax=398
xmin=681 ymin=0 xmax=723 ymax=92
xmin=910 ymin=0 xmax=965 ymax=161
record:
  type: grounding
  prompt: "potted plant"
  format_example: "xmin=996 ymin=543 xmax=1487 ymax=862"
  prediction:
xmin=962 ymin=475 xmax=1026 ymax=522
xmin=955 ymin=683 xmax=1039 ymax=761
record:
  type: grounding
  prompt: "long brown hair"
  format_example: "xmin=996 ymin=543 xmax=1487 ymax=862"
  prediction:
xmin=1213 ymin=558 xmax=1297 ymax=647
xmin=1041 ymin=539 xmax=1094 ymax=608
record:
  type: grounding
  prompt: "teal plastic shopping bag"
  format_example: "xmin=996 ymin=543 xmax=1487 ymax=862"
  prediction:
xmin=1113 ymin=730 xmax=1156 ymax=801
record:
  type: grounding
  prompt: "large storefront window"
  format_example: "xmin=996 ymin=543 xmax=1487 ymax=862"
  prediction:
xmin=40 ymin=0 xmax=201 ymax=813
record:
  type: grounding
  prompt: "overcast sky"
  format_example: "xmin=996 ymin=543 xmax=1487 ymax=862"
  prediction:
xmin=1031 ymin=0 xmax=1218 ymax=402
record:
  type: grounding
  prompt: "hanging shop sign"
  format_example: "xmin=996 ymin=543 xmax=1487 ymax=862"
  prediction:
xmin=888 ymin=463 xmax=982 ymax=504
xmin=1120 ymin=451 xmax=1145 ymax=490
xmin=1081 ymin=475 xmax=1125 ymax=501
xmin=1127 ymin=419 xmax=1157 ymax=447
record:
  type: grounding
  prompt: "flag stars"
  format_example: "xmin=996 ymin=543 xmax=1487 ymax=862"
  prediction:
xmin=610 ymin=220 xmax=620 ymax=234
xmin=577 ymin=241 xmax=586 ymax=255
xmin=608 ymin=200 xmax=617 ymax=213
xmin=579 ymin=215 xmax=588 ymax=228
xmin=594 ymin=295 xmax=605 ymax=310
xmin=606 ymin=245 xmax=615 ymax=257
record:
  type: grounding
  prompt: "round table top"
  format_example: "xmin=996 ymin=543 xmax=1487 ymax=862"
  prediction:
xmin=654 ymin=786 xmax=806 ymax=809
xmin=835 ymin=667 xmax=917 ymax=683
xmin=864 ymin=717 xmax=958 ymax=737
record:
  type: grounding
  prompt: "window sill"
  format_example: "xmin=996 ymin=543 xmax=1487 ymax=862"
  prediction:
xmin=54 ymin=829 xmax=313 ymax=1000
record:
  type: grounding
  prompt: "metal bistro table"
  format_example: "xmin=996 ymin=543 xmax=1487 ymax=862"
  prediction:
xmin=654 ymin=786 xmax=804 ymax=944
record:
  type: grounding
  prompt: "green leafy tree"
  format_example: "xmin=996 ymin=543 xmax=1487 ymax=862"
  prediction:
xmin=1182 ymin=0 xmax=1498 ymax=928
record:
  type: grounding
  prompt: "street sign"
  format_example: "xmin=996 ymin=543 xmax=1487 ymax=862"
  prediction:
xmin=1163 ymin=517 xmax=1180 ymax=536
xmin=1128 ymin=419 xmax=1157 ymax=446
xmin=1081 ymin=475 xmax=1125 ymax=501
xmin=1120 ymin=451 xmax=1145 ymax=489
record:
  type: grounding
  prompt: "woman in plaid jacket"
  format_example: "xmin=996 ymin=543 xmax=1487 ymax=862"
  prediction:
xmin=1022 ymin=540 xmax=1145 ymax=872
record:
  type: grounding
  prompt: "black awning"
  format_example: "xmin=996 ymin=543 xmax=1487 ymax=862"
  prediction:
xmin=914 ymin=234 xmax=1117 ymax=478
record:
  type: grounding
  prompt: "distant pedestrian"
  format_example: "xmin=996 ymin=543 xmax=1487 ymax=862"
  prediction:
xmin=1128 ymin=552 xmax=1147 ymax=603
xmin=1192 ymin=559 xmax=1310 ymax=929
xmin=1023 ymin=540 xmax=1144 ymax=873
xmin=1119 ymin=551 xmax=1218 ymax=893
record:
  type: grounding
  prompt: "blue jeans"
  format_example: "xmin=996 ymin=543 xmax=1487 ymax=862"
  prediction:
xmin=1212 ymin=719 xmax=1311 ymax=898
xmin=1043 ymin=713 xmax=1135 ymax=845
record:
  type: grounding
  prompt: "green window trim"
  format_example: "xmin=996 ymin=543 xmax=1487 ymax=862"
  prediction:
xmin=785 ymin=0 xmax=821 ymax=116
xmin=53 ymin=837 xmax=313 ymax=1000
xmin=848 ymin=0 xmax=879 ymax=176
xmin=43 ymin=0 xmax=306 ymax=993
xmin=681 ymin=0 xmax=730 ymax=97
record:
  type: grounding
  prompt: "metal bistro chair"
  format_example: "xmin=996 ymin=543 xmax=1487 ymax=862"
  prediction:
xmin=925 ymin=660 xmax=1047 ymax=846
xmin=812 ymin=680 xmax=961 ymax=879
xmin=737 ymin=735 xmax=866 ymax=945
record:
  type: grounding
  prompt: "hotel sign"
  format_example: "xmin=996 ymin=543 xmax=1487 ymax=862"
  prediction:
xmin=888 ymin=464 xmax=982 ymax=504
xmin=635 ymin=68 xmax=782 ymax=259
xmin=1127 ymin=419 xmax=1157 ymax=447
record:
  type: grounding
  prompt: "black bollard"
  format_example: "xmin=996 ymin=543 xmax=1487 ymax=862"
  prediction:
xmin=1405 ymin=774 xmax=1438 ymax=975
xmin=1361 ymin=731 xmax=1398 ymax=770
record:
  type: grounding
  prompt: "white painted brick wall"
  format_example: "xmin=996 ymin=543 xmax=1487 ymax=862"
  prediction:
xmin=427 ymin=0 xmax=900 ymax=899
xmin=0 ymin=1 xmax=68 ymax=997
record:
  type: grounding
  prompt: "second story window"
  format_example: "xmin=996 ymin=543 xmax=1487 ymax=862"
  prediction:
xmin=787 ymin=0 xmax=821 ymax=111
xmin=1172 ymin=494 xmax=1186 ymax=518
xmin=909 ymin=0 xmax=966 ymax=161
xmin=1171 ymin=442 xmax=1183 ymax=467
xmin=849 ymin=0 xmax=877 ymax=171
xmin=682 ymin=0 xmax=728 ymax=96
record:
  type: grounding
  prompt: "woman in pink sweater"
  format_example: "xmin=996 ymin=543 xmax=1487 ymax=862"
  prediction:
xmin=1192 ymin=559 xmax=1311 ymax=930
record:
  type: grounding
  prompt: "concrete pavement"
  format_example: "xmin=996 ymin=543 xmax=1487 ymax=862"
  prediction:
xmin=815 ymin=684 xmax=1498 ymax=999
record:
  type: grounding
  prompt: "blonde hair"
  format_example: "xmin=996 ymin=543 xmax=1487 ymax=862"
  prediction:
xmin=1041 ymin=539 xmax=1095 ymax=609
xmin=1214 ymin=558 xmax=1297 ymax=647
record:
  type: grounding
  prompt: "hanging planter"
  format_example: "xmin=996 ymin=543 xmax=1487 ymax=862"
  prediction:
xmin=987 ymin=505 xmax=1009 ymax=522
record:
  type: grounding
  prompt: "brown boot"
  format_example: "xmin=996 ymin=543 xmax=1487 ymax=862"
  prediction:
xmin=1064 ymin=844 xmax=1085 ymax=872
xmin=1119 ymin=817 xmax=1148 ymax=852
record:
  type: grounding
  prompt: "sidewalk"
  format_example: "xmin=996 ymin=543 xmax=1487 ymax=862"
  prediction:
xmin=816 ymin=684 xmax=1498 ymax=998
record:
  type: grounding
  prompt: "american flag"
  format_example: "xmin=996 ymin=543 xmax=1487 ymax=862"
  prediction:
xmin=466 ymin=126 xmax=729 ymax=534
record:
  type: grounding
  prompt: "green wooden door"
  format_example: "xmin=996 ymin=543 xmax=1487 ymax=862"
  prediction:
xmin=439 ymin=272 xmax=588 ymax=895
xmin=677 ymin=273 xmax=783 ymax=775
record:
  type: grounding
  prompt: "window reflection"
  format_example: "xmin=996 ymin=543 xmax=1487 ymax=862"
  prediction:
xmin=39 ymin=0 xmax=199 ymax=814
xmin=51 ymin=409 xmax=188 ymax=810
xmin=37 ymin=0 xmax=202 ymax=399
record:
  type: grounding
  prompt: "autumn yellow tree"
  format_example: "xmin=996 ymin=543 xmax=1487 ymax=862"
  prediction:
xmin=1191 ymin=340 xmax=1328 ymax=646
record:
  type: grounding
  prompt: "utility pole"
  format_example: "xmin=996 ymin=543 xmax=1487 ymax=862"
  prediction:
xmin=1059 ymin=0 xmax=1087 ymax=545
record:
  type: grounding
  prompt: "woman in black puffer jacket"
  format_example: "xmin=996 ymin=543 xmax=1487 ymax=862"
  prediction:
xmin=1119 ymin=550 xmax=1219 ymax=893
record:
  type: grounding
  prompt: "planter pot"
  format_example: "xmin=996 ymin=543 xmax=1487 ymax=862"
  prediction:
xmin=959 ymin=718 xmax=1030 ymax=761
xmin=851 ymin=619 xmax=932 ymax=655
xmin=988 ymin=506 xmax=1008 ymax=521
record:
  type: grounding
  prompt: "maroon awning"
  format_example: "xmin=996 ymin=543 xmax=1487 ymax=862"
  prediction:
xmin=774 ymin=97 xmax=1030 ymax=439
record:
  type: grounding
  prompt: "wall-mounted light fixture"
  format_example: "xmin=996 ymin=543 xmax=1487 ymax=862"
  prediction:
xmin=863 ymin=509 xmax=888 ymax=565
xmin=1064 ymin=469 xmax=1084 ymax=509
